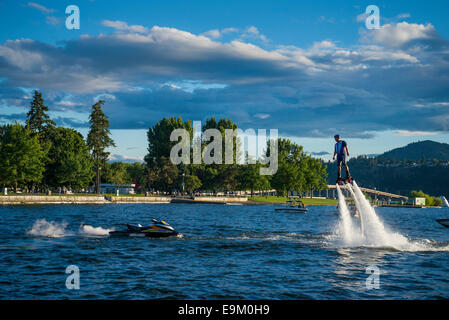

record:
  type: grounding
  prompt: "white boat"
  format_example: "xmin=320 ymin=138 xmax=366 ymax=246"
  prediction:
xmin=275 ymin=199 xmax=308 ymax=213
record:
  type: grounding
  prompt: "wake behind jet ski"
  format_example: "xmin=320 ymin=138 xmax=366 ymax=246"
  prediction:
xmin=109 ymin=219 xmax=178 ymax=238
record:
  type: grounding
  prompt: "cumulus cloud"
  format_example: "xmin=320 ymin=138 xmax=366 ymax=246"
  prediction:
xmin=0 ymin=21 xmax=449 ymax=139
xmin=363 ymin=22 xmax=441 ymax=48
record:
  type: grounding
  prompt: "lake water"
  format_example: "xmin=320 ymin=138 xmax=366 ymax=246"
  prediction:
xmin=1 ymin=203 xmax=449 ymax=299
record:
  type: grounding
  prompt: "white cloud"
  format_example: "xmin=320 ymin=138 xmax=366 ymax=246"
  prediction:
xmin=356 ymin=12 xmax=369 ymax=23
xmin=102 ymin=20 xmax=149 ymax=34
xmin=395 ymin=130 xmax=439 ymax=136
xmin=201 ymin=27 xmax=239 ymax=39
xmin=27 ymin=2 xmax=55 ymax=14
xmin=45 ymin=16 xmax=61 ymax=26
xmin=241 ymin=26 xmax=269 ymax=42
xmin=202 ymin=29 xmax=221 ymax=39
xmin=397 ymin=13 xmax=411 ymax=20
xmin=108 ymin=154 xmax=144 ymax=163
xmin=1 ymin=21 xmax=449 ymax=137
xmin=370 ymin=22 xmax=439 ymax=47
xmin=254 ymin=113 xmax=270 ymax=119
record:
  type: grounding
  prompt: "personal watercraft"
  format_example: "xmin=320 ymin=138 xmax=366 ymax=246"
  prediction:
xmin=275 ymin=199 xmax=308 ymax=213
xmin=109 ymin=219 xmax=178 ymax=238
xmin=436 ymin=218 xmax=449 ymax=228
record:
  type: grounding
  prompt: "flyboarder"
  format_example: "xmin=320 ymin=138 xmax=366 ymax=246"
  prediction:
xmin=333 ymin=134 xmax=352 ymax=185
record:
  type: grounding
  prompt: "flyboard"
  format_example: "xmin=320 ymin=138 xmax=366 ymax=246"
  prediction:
xmin=336 ymin=176 xmax=353 ymax=186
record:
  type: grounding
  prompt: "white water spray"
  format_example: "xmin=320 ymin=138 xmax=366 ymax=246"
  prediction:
xmin=27 ymin=219 xmax=70 ymax=238
xmin=335 ymin=181 xmax=449 ymax=251
xmin=79 ymin=224 xmax=114 ymax=236
xmin=346 ymin=184 xmax=365 ymax=237
xmin=440 ymin=196 xmax=449 ymax=207
xmin=336 ymin=185 xmax=356 ymax=243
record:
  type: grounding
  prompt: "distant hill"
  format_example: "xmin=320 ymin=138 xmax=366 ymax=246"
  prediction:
xmin=379 ymin=140 xmax=449 ymax=161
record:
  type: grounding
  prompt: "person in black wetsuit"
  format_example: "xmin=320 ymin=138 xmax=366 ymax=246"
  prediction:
xmin=333 ymin=135 xmax=351 ymax=182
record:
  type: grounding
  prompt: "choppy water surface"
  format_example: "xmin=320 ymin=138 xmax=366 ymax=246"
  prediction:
xmin=0 ymin=203 xmax=449 ymax=299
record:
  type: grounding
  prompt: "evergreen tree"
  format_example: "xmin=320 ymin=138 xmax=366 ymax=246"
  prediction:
xmin=26 ymin=90 xmax=56 ymax=134
xmin=86 ymin=100 xmax=116 ymax=193
xmin=25 ymin=90 xmax=56 ymax=188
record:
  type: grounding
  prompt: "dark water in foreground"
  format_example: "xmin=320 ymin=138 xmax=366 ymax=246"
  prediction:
xmin=0 ymin=203 xmax=449 ymax=299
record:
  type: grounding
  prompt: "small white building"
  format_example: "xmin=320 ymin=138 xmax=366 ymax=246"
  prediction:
xmin=412 ymin=197 xmax=426 ymax=206
xmin=95 ymin=183 xmax=136 ymax=195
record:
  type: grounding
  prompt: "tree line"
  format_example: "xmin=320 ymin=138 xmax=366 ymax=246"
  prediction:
xmin=0 ymin=90 xmax=114 ymax=193
xmin=0 ymin=90 xmax=328 ymax=196
xmin=143 ymin=117 xmax=328 ymax=196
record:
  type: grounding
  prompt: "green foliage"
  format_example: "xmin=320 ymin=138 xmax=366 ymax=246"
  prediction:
xmin=381 ymin=140 xmax=449 ymax=161
xmin=409 ymin=190 xmax=443 ymax=207
xmin=145 ymin=117 xmax=192 ymax=167
xmin=103 ymin=162 xmax=133 ymax=186
xmin=25 ymin=90 xmax=56 ymax=134
xmin=238 ymin=161 xmax=271 ymax=194
xmin=201 ymin=117 xmax=240 ymax=191
xmin=147 ymin=157 xmax=179 ymax=192
xmin=126 ymin=162 xmax=146 ymax=186
xmin=45 ymin=127 xmax=93 ymax=189
xmin=303 ymin=156 xmax=328 ymax=194
xmin=270 ymin=138 xmax=327 ymax=196
xmin=87 ymin=100 xmax=116 ymax=192
xmin=0 ymin=123 xmax=45 ymax=189
xmin=183 ymin=174 xmax=202 ymax=192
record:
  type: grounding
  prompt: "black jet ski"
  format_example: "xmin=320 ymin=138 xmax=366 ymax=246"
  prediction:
xmin=109 ymin=219 xmax=178 ymax=238
xmin=436 ymin=219 xmax=449 ymax=228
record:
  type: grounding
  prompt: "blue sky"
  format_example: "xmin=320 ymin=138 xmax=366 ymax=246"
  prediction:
xmin=1 ymin=0 xmax=449 ymax=162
